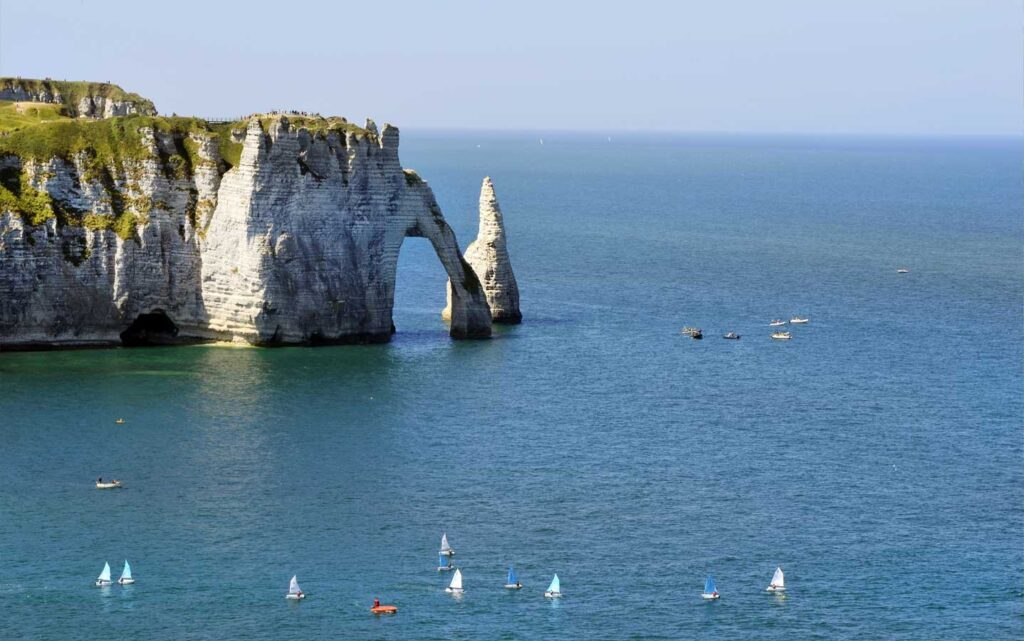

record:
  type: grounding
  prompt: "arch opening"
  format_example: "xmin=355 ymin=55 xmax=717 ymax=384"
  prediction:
xmin=120 ymin=309 xmax=180 ymax=346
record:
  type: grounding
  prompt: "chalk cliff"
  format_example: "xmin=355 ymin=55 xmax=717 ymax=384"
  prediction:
xmin=444 ymin=176 xmax=521 ymax=324
xmin=0 ymin=78 xmax=156 ymax=118
xmin=0 ymin=81 xmax=494 ymax=349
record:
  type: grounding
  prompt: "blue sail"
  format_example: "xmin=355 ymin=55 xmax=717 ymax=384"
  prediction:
xmin=704 ymin=575 xmax=716 ymax=594
xmin=507 ymin=566 xmax=517 ymax=585
xmin=439 ymin=554 xmax=448 ymax=567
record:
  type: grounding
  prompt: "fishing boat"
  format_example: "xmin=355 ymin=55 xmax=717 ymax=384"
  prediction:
xmin=446 ymin=568 xmax=464 ymax=593
xmin=285 ymin=575 xmax=305 ymax=600
xmin=504 ymin=566 xmax=522 ymax=589
xmin=438 ymin=554 xmax=454 ymax=571
xmin=95 ymin=478 xmax=122 ymax=489
xmin=790 ymin=317 xmax=809 ymax=324
xmin=118 ymin=560 xmax=135 ymax=585
xmin=439 ymin=533 xmax=455 ymax=556
xmin=544 ymin=574 xmax=562 ymax=598
xmin=723 ymin=332 xmax=741 ymax=340
xmin=766 ymin=567 xmax=785 ymax=592
xmin=769 ymin=319 xmax=786 ymax=327
xmin=95 ymin=562 xmax=112 ymax=587
xmin=771 ymin=331 xmax=792 ymax=340
xmin=701 ymin=575 xmax=720 ymax=600
xmin=370 ymin=598 xmax=397 ymax=614
xmin=680 ymin=326 xmax=700 ymax=336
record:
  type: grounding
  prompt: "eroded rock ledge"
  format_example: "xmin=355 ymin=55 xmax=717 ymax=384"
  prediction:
xmin=0 ymin=80 xmax=495 ymax=349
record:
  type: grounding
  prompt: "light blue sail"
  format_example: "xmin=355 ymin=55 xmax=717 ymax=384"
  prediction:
xmin=121 ymin=561 xmax=132 ymax=581
xmin=704 ymin=575 xmax=716 ymax=595
xmin=507 ymin=566 xmax=518 ymax=585
xmin=546 ymin=574 xmax=560 ymax=593
xmin=439 ymin=554 xmax=449 ymax=567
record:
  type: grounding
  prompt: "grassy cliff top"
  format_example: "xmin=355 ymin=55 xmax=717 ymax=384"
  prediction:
xmin=0 ymin=77 xmax=157 ymax=117
xmin=0 ymin=100 xmax=70 ymax=133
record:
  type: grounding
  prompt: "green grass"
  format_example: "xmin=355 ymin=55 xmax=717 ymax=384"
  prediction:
xmin=0 ymin=100 xmax=70 ymax=133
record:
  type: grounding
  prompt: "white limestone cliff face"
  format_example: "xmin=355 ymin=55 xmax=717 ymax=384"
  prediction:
xmin=0 ymin=78 xmax=157 ymax=117
xmin=0 ymin=117 xmax=493 ymax=348
xmin=444 ymin=176 xmax=521 ymax=324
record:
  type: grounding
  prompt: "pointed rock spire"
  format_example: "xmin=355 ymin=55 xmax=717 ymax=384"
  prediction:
xmin=443 ymin=177 xmax=522 ymax=324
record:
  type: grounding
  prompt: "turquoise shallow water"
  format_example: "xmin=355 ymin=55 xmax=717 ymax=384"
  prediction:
xmin=1 ymin=133 xmax=1021 ymax=640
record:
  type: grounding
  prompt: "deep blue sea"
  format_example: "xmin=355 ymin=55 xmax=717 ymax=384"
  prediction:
xmin=1 ymin=132 xmax=1021 ymax=640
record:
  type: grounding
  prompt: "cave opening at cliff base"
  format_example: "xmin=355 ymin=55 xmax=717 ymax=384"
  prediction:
xmin=119 ymin=309 xmax=180 ymax=346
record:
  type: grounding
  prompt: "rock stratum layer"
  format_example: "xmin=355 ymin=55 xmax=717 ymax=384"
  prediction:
xmin=444 ymin=176 xmax=521 ymax=324
xmin=0 ymin=79 xmax=494 ymax=349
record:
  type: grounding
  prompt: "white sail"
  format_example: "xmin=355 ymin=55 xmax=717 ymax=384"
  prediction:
xmin=97 ymin=562 xmax=111 ymax=583
xmin=289 ymin=575 xmax=302 ymax=595
xmin=440 ymin=533 xmax=452 ymax=553
xmin=448 ymin=568 xmax=463 ymax=591
xmin=120 ymin=561 xmax=132 ymax=581
xmin=769 ymin=567 xmax=785 ymax=590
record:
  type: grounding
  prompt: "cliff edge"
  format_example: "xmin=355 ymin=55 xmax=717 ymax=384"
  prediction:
xmin=0 ymin=79 xmax=493 ymax=348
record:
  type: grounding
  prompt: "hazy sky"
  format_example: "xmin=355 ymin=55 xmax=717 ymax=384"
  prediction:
xmin=0 ymin=0 xmax=1019 ymax=134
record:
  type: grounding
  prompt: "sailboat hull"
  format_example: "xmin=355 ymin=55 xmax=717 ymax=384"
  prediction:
xmin=504 ymin=584 xmax=522 ymax=589
xmin=445 ymin=587 xmax=463 ymax=593
xmin=95 ymin=580 xmax=111 ymax=587
xmin=544 ymin=591 xmax=562 ymax=598
xmin=439 ymin=550 xmax=454 ymax=556
xmin=701 ymin=593 xmax=720 ymax=600
xmin=766 ymin=586 xmax=785 ymax=592
xmin=438 ymin=566 xmax=455 ymax=571
xmin=118 ymin=578 xmax=135 ymax=585
xmin=285 ymin=594 xmax=305 ymax=600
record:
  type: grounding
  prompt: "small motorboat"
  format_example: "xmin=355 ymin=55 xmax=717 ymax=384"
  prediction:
xmin=370 ymin=599 xmax=398 ymax=614
xmin=118 ymin=560 xmax=135 ymax=585
xmin=701 ymin=575 xmax=720 ymax=600
xmin=897 ymin=267 xmax=909 ymax=274
xmin=95 ymin=478 xmax=122 ymax=489
xmin=95 ymin=562 xmax=112 ymax=587
xmin=766 ymin=566 xmax=785 ymax=592
xmin=439 ymin=533 xmax=455 ymax=556
xmin=769 ymin=319 xmax=786 ymax=327
xmin=789 ymin=317 xmax=809 ymax=324
xmin=115 ymin=418 xmax=125 ymax=425
xmin=446 ymin=568 xmax=464 ymax=594
xmin=504 ymin=566 xmax=522 ymax=589
xmin=680 ymin=326 xmax=700 ymax=336
xmin=723 ymin=332 xmax=740 ymax=340
xmin=544 ymin=574 xmax=562 ymax=598
xmin=285 ymin=575 xmax=305 ymax=600
xmin=691 ymin=329 xmax=703 ymax=340
xmin=438 ymin=554 xmax=455 ymax=572
xmin=771 ymin=332 xmax=792 ymax=340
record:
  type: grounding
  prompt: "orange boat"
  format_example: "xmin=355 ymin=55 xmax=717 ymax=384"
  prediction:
xmin=370 ymin=599 xmax=397 ymax=614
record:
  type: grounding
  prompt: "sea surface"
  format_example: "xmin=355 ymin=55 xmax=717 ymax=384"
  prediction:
xmin=1 ymin=132 xmax=1021 ymax=640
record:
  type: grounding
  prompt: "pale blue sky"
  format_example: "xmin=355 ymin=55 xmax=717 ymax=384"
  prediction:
xmin=0 ymin=0 xmax=1019 ymax=134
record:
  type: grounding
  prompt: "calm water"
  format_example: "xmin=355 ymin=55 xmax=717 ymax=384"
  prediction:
xmin=1 ymin=133 xmax=1021 ymax=640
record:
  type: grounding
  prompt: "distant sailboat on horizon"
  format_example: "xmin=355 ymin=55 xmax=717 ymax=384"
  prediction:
xmin=701 ymin=575 xmax=720 ymax=600
xmin=504 ymin=566 xmax=522 ymax=589
xmin=766 ymin=566 xmax=785 ymax=592
xmin=118 ymin=560 xmax=135 ymax=585
xmin=286 ymin=575 xmax=305 ymax=600
xmin=544 ymin=573 xmax=562 ymax=598
xmin=95 ymin=562 xmax=112 ymax=587
xmin=439 ymin=533 xmax=454 ymax=556
xmin=446 ymin=568 xmax=464 ymax=593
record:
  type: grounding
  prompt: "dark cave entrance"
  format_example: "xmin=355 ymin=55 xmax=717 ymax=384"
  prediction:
xmin=119 ymin=310 xmax=180 ymax=346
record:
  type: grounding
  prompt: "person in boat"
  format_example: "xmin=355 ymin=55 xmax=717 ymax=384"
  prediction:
xmin=97 ymin=477 xmax=102 ymax=484
xmin=373 ymin=598 xmax=380 ymax=609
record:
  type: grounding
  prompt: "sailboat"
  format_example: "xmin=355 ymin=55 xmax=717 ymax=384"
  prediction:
xmin=766 ymin=566 xmax=785 ymax=592
xmin=95 ymin=562 xmax=112 ymax=587
xmin=118 ymin=560 xmax=135 ymax=585
xmin=504 ymin=566 xmax=522 ymax=589
xmin=285 ymin=575 xmax=305 ymax=600
xmin=445 ymin=568 xmax=464 ymax=593
xmin=439 ymin=533 xmax=454 ymax=556
xmin=701 ymin=575 xmax=719 ymax=600
xmin=438 ymin=554 xmax=454 ymax=572
xmin=544 ymin=574 xmax=562 ymax=598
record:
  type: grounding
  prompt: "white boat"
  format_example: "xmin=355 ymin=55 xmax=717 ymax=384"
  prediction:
xmin=701 ymin=575 xmax=719 ymax=600
xmin=504 ymin=566 xmax=522 ymax=589
xmin=118 ymin=560 xmax=135 ymax=585
xmin=285 ymin=575 xmax=305 ymax=600
xmin=446 ymin=568 xmax=464 ymax=593
xmin=544 ymin=574 xmax=562 ymax=598
xmin=897 ymin=268 xmax=909 ymax=274
xmin=438 ymin=554 xmax=454 ymax=572
xmin=95 ymin=562 xmax=112 ymax=587
xmin=771 ymin=332 xmax=792 ymax=340
xmin=439 ymin=533 xmax=454 ymax=556
xmin=95 ymin=478 xmax=122 ymax=489
xmin=766 ymin=566 xmax=785 ymax=592
xmin=769 ymin=319 xmax=786 ymax=327
xmin=789 ymin=317 xmax=809 ymax=324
